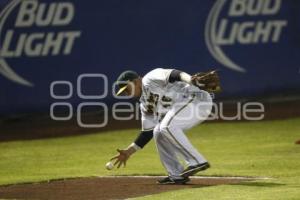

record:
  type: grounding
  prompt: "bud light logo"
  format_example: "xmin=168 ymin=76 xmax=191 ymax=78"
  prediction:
xmin=0 ymin=0 xmax=81 ymax=86
xmin=205 ymin=0 xmax=287 ymax=72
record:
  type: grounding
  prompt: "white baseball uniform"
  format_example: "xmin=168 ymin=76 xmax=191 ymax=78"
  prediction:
xmin=139 ymin=68 xmax=213 ymax=179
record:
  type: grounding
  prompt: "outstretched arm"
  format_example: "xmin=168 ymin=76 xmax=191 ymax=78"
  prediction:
xmin=169 ymin=69 xmax=192 ymax=84
xmin=169 ymin=69 xmax=204 ymax=87
xmin=110 ymin=130 xmax=153 ymax=168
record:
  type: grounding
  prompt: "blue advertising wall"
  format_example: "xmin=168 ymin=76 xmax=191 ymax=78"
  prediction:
xmin=0 ymin=0 xmax=299 ymax=115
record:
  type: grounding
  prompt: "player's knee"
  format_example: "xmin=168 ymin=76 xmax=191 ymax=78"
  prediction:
xmin=160 ymin=123 xmax=182 ymax=134
xmin=154 ymin=131 xmax=165 ymax=142
xmin=159 ymin=124 xmax=172 ymax=134
xmin=153 ymin=126 xmax=162 ymax=140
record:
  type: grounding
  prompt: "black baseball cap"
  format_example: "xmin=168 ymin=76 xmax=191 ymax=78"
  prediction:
xmin=116 ymin=70 xmax=139 ymax=95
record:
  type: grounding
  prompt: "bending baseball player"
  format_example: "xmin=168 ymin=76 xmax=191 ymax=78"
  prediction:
xmin=111 ymin=68 xmax=220 ymax=184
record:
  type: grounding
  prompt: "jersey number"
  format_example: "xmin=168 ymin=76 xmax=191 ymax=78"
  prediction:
xmin=146 ymin=92 xmax=159 ymax=114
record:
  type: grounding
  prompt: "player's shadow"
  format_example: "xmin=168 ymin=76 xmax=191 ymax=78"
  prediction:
xmin=230 ymin=181 xmax=285 ymax=187
xmin=184 ymin=181 xmax=285 ymax=189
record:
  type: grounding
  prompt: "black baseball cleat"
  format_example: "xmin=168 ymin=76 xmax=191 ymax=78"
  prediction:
xmin=180 ymin=162 xmax=210 ymax=177
xmin=157 ymin=176 xmax=190 ymax=185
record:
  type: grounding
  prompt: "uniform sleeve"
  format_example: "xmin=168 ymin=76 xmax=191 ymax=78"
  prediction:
xmin=141 ymin=112 xmax=157 ymax=131
xmin=140 ymin=102 xmax=157 ymax=130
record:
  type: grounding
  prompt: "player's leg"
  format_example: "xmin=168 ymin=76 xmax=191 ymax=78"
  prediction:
xmin=153 ymin=124 xmax=186 ymax=180
xmin=159 ymin=91 xmax=212 ymax=176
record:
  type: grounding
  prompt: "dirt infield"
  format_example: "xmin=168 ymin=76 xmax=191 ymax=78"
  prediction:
xmin=0 ymin=176 xmax=259 ymax=200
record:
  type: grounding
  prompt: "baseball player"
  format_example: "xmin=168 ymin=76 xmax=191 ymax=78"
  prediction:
xmin=111 ymin=68 xmax=220 ymax=184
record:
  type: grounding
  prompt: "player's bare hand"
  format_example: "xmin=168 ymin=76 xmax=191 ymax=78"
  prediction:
xmin=110 ymin=149 xmax=130 ymax=168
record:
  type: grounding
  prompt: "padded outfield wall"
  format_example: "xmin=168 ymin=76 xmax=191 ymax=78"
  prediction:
xmin=0 ymin=0 xmax=299 ymax=115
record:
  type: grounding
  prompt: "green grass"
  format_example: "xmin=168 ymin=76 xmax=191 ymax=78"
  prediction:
xmin=0 ymin=118 xmax=300 ymax=199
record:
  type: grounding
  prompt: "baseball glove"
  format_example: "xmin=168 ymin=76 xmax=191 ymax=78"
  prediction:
xmin=191 ymin=70 xmax=221 ymax=93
